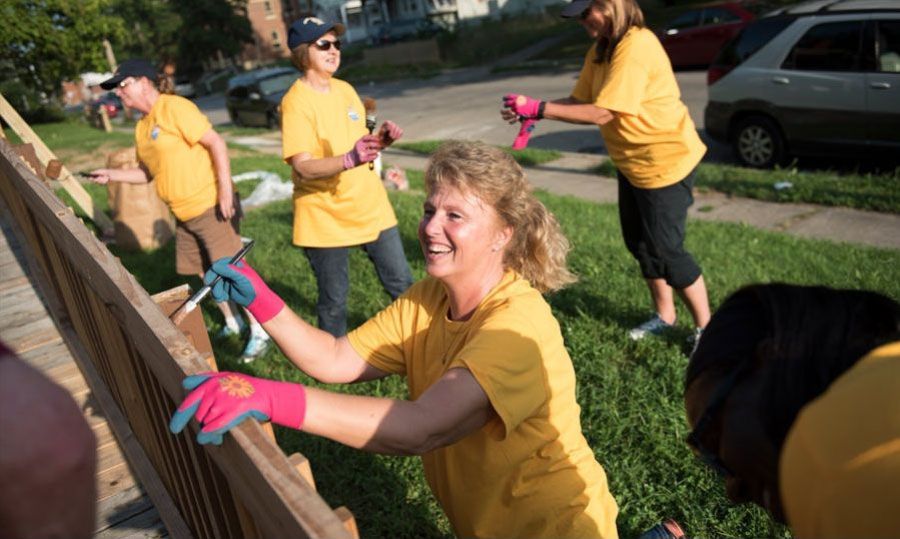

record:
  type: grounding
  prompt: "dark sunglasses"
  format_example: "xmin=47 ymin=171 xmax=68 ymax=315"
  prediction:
xmin=685 ymin=364 xmax=748 ymax=477
xmin=313 ymin=39 xmax=342 ymax=51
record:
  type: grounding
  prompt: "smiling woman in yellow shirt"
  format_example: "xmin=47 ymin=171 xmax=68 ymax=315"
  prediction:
xmin=169 ymin=141 xmax=620 ymax=538
xmin=502 ymin=0 xmax=711 ymax=350
xmin=88 ymin=59 xmax=270 ymax=360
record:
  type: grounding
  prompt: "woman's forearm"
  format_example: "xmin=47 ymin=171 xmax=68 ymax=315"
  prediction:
xmin=262 ymin=307 xmax=377 ymax=384
xmin=290 ymin=153 xmax=347 ymax=180
xmin=544 ymin=99 xmax=616 ymax=126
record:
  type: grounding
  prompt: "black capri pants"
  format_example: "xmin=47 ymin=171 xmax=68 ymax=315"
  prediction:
xmin=617 ymin=169 xmax=701 ymax=289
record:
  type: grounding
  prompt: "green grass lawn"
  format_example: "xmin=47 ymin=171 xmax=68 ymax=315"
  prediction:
xmin=595 ymin=161 xmax=900 ymax=214
xmin=31 ymin=120 xmax=900 ymax=538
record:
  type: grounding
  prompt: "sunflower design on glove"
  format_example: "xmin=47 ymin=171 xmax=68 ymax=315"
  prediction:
xmin=218 ymin=374 xmax=255 ymax=398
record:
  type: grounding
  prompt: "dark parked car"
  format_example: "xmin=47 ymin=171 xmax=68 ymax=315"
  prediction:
xmin=225 ymin=67 xmax=298 ymax=128
xmin=659 ymin=2 xmax=758 ymax=67
xmin=372 ymin=19 xmax=442 ymax=45
xmin=91 ymin=92 xmax=123 ymax=119
xmin=704 ymin=0 xmax=900 ymax=167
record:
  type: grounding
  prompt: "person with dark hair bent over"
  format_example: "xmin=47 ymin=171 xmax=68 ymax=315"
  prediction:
xmin=169 ymin=141 xmax=620 ymax=538
xmin=684 ymin=283 xmax=900 ymax=538
xmin=502 ymin=0 xmax=710 ymax=349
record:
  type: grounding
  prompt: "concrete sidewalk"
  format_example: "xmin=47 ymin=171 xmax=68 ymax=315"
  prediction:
xmin=381 ymin=148 xmax=900 ymax=251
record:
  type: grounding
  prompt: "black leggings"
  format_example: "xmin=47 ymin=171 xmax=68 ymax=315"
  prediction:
xmin=617 ymin=169 xmax=702 ymax=290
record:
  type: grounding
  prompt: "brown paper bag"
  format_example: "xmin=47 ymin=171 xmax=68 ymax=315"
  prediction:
xmin=106 ymin=147 xmax=175 ymax=251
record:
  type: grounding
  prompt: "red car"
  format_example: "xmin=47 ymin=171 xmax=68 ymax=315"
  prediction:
xmin=658 ymin=2 xmax=758 ymax=68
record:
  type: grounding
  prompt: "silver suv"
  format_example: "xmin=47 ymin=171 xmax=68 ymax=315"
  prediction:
xmin=704 ymin=0 xmax=900 ymax=167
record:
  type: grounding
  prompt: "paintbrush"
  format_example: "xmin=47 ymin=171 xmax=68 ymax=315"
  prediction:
xmin=363 ymin=97 xmax=377 ymax=170
xmin=170 ymin=240 xmax=255 ymax=326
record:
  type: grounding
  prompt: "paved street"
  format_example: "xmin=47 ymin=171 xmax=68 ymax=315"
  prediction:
xmin=194 ymin=67 xmax=732 ymax=162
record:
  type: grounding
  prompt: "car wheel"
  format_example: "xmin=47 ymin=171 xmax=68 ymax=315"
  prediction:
xmin=733 ymin=116 xmax=785 ymax=168
xmin=231 ymin=110 xmax=243 ymax=127
xmin=266 ymin=112 xmax=279 ymax=130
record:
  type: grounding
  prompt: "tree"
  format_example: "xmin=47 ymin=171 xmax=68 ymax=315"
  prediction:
xmin=110 ymin=0 xmax=181 ymax=64
xmin=172 ymin=0 xmax=253 ymax=76
xmin=0 ymin=0 xmax=125 ymax=99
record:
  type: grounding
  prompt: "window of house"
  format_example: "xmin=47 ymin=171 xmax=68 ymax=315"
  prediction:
xmin=272 ymin=30 xmax=281 ymax=49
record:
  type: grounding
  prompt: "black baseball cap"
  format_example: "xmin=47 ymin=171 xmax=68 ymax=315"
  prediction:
xmin=100 ymin=59 xmax=157 ymax=90
xmin=287 ymin=17 xmax=346 ymax=50
xmin=561 ymin=0 xmax=592 ymax=18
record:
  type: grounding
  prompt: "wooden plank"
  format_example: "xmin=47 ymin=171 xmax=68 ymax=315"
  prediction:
xmin=15 ymin=338 xmax=71 ymax=372
xmin=0 ymin=92 xmax=114 ymax=234
xmin=94 ymin=507 xmax=167 ymax=539
xmin=98 ymin=462 xmax=138 ymax=501
xmin=96 ymin=484 xmax=153 ymax=532
xmin=1 ymin=139 xmax=351 ymax=539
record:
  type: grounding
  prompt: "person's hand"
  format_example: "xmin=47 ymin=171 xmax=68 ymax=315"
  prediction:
xmin=342 ymin=134 xmax=382 ymax=170
xmin=86 ymin=169 xmax=112 ymax=184
xmin=169 ymin=372 xmax=307 ymax=445
xmin=217 ymin=184 xmax=235 ymax=220
xmin=204 ymin=259 xmax=285 ymax=323
xmin=502 ymin=94 xmax=545 ymax=120
xmin=378 ymin=120 xmax=402 ymax=147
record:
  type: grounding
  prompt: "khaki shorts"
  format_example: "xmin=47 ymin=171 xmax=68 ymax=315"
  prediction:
xmin=175 ymin=199 xmax=243 ymax=276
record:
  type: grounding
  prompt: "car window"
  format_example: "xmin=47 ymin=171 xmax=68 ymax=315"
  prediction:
xmin=258 ymin=73 xmax=296 ymax=95
xmin=713 ymin=16 xmax=794 ymax=67
xmin=782 ymin=21 xmax=864 ymax=72
xmin=703 ymin=7 xmax=742 ymax=26
xmin=668 ymin=10 xmax=703 ymax=31
xmin=877 ymin=20 xmax=900 ymax=73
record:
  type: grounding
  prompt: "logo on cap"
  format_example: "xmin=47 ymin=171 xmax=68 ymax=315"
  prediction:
xmin=303 ymin=17 xmax=325 ymax=26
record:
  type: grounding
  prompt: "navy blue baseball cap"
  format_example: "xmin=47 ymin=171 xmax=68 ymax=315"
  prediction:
xmin=100 ymin=59 xmax=157 ymax=90
xmin=561 ymin=0 xmax=592 ymax=18
xmin=288 ymin=17 xmax=346 ymax=50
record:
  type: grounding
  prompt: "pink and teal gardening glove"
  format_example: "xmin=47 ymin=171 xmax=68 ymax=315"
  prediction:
xmin=169 ymin=372 xmax=307 ymax=445
xmin=204 ymin=258 xmax=285 ymax=323
xmin=502 ymin=94 xmax=545 ymax=120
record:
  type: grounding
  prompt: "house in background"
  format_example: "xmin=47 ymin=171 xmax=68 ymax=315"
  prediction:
xmin=241 ymin=0 xmax=292 ymax=68
xmin=282 ymin=0 xmax=558 ymax=45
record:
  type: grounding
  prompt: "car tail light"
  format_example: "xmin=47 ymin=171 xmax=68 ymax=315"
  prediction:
xmin=707 ymin=65 xmax=733 ymax=86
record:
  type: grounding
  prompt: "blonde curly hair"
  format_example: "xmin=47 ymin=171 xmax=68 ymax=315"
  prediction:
xmin=425 ymin=140 xmax=577 ymax=293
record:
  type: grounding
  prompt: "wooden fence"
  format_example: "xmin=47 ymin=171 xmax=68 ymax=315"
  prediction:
xmin=0 ymin=136 xmax=356 ymax=538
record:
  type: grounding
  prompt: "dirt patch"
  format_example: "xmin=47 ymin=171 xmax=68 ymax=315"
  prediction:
xmin=57 ymin=142 xmax=133 ymax=173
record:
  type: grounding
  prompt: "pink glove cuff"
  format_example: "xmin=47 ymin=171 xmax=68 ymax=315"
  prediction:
xmin=233 ymin=263 xmax=286 ymax=323
xmin=268 ymin=380 xmax=307 ymax=429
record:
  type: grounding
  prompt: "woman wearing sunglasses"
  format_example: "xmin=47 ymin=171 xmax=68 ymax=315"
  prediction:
xmin=87 ymin=59 xmax=269 ymax=360
xmin=501 ymin=0 xmax=710 ymax=350
xmin=685 ymin=283 xmax=900 ymax=537
xmin=280 ymin=17 xmax=413 ymax=337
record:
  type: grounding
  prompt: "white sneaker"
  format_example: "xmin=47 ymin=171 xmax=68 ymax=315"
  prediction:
xmin=240 ymin=333 xmax=270 ymax=362
xmin=629 ymin=314 xmax=673 ymax=341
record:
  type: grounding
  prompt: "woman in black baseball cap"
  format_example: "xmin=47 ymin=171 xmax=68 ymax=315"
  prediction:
xmin=278 ymin=17 xmax=413 ymax=337
xmin=87 ymin=59 xmax=270 ymax=360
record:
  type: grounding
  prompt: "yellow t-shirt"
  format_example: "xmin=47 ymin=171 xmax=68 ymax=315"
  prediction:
xmin=571 ymin=27 xmax=706 ymax=189
xmin=280 ymin=78 xmax=397 ymax=247
xmin=135 ymin=94 xmax=217 ymax=221
xmin=348 ymin=271 xmax=619 ymax=538
xmin=780 ymin=341 xmax=900 ymax=538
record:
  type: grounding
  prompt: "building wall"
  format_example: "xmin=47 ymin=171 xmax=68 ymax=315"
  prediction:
xmin=243 ymin=0 xmax=291 ymax=68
